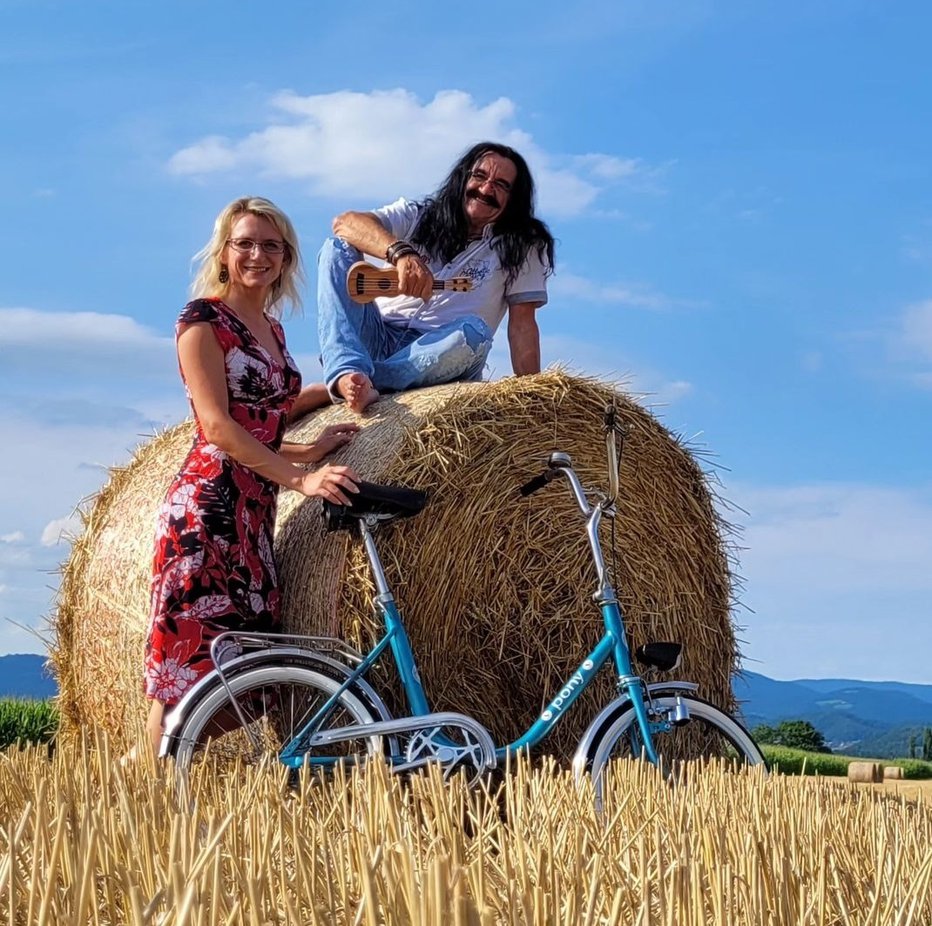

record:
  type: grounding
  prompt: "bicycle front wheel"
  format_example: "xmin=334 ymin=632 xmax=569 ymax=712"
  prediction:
xmin=588 ymin=695 xmax=765 ymax=797
xmin=168 ymin=664 xmax=381 ymax=774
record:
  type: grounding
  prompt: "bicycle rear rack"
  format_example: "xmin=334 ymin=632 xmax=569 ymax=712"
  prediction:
xmin=209 ymin=631 xmax=365 ymax=672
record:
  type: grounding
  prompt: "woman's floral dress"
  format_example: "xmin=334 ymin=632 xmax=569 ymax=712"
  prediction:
xmin=144 ymin=299 xmax=301 ymax=705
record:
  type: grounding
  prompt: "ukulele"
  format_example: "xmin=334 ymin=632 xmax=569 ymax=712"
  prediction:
xmin=346 ymin=261 xmax=472 ymax=304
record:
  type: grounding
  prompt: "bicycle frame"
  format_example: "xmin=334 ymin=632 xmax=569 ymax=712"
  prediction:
xmin=278 ymin=441 xmax=662 ymax=769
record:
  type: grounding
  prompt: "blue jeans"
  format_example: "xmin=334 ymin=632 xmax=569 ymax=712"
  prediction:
xmin=317 ymin=237 xmax=493 ymax=398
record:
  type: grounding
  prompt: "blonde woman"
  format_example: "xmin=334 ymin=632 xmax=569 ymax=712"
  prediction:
xmin=143 ymin=197 xmax=359 ymax=756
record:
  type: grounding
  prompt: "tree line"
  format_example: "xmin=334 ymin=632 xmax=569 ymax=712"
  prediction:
xmin=753 ymin=719 xmax=932 ymax=760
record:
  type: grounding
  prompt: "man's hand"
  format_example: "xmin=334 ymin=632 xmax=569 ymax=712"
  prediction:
xmin=395 ymin=253 xmax=434 ymax=302
xmin=332 ymin=209 xmax=433 ymax=302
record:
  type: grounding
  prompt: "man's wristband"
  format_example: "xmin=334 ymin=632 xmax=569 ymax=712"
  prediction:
xmin=385 ymin=240 xmax=418 ymax=265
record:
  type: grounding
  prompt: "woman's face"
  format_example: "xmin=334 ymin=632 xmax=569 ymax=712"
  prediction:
xmin=223 ymin=213 xmax=288 ymax=295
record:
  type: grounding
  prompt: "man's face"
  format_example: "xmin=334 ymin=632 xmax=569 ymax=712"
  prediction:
xmin=463 ymin=153 xmax=517 ymax=234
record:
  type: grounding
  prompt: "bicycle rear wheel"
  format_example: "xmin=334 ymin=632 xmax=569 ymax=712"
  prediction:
xmin=586 ymin=695 xmax=765 ymax=802
xmin=168 ymin=663 xmax=381 ymax=774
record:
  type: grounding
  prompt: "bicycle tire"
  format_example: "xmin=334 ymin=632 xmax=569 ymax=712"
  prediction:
xmin=586 ymin=695 xmax=766 ymax=801
xmin=168 ymin=663 xmax=382 ymax=774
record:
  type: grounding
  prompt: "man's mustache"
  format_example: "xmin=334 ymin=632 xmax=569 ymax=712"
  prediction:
xmin=466 ymin=188 xmax=500 ymax=209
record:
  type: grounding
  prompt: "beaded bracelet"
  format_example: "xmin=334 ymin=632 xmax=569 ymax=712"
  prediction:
xmin=385 ymin=240 xmax=418 ymax=265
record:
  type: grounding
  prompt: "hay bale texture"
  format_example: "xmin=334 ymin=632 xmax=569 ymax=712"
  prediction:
xmin=53 ymin=372 xmax=739 ymax=756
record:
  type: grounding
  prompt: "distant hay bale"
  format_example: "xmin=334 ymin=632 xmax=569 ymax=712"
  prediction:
xmin=848 ymin=761 xmax=883 ymax=783
xmin=52 ymin=371 xmax=739 ymax=756
xmin=883 ymin=765 xmax=904 ymax=780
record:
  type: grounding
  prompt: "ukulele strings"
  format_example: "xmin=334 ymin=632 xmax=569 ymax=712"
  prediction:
xmin=354 ymin=278 xmax=467 ymax=293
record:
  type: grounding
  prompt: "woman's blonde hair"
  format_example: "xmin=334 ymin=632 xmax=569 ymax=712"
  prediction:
xmin=190 ymin=196 xmax=305 ymax=316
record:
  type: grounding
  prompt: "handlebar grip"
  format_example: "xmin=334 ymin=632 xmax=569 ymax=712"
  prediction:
xmin=519 ymin=473 xmax=550 ymax=497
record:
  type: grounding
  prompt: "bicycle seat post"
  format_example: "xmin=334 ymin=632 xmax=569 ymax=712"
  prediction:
xmin=358 ymin=517 xmax=393 ymax=602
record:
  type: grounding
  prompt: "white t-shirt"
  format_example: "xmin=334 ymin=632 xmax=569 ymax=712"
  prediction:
xmin=370 ymin=198 xmax=549 ymax=334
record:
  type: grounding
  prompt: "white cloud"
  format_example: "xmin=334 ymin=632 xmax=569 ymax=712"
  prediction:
xmin=734 ymin=482 xmax=932 ymax=591
xmin=167 ymin=135 xmax=239 ymax=174
xmin=0 ymin=307 xmax=168 ymax=351
xmin=0 ymin=304 xmax=192 ymax=656
xmin=571 ymin=153 xmax=641 ymax=181
xmin=0 ymin=544 xmax=31 ymax=571
xmin=168 ymin=88 xmax=649 ymax=217
xmin=0 ymin=413 xmax=159 ymax=656
xmin=41 ymin=515 xmax=83 ymax=547
xmin=550 ymin=270 xmax=685 ymax=310
xmin=0 ymin=530 xmax=64 ymax=656
xmin=483 ymin=332 xmax=691 ymax=407
xmin=728 ymin=481 xmax=932 ymax=681
xmin=856 ymin=298 xmax=932 ymax=391
xmin=855 ymin=299 xmax=932 ymax=390
xmin=0 ymin=307 xmax=175 ymax=381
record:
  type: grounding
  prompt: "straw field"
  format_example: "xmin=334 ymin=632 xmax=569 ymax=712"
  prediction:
xmin=2 ymin=735 xmax=932 ymax=925
xmin=53 ymin=372 xmax=739 ymax=757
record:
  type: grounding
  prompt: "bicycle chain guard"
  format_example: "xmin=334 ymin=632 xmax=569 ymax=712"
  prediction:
xmin=308 ymin=711 xmax=496 ymax=783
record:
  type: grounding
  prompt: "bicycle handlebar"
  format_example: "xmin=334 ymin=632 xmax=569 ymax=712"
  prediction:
xmin=518 ymin=405 xmax=624 ymax=508
xmin=519 ymin=472 xmax=552 ymax=497
xmin=516 ymin=406 xmax=624 ymax=591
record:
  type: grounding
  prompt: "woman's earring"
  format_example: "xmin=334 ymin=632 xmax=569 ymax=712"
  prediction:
xmin=218 ymin=265 xmax=229 ymax=284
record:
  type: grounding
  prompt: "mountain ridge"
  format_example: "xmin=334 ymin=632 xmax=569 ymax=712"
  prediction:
xmin=734 ymin=670 xmax=932 ymax=756
xmin=0 ymin=653 xmax=57 ymax=699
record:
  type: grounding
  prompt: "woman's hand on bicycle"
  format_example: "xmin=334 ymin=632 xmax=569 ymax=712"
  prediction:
xmin=297 ymin=464 xmax=360 ymax=504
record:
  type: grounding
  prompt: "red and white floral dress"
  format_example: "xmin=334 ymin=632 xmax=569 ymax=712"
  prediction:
xmin=144 ymin=299 xmax=301 ymax=704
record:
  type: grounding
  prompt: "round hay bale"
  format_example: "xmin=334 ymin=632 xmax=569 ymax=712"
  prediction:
xmin=882 ymin=765 xmax=904 ymax=780
xmin=848 ymin=761 xmax=883 ymax=783
xmin=52 ymin=371 xmax=739 ymax=756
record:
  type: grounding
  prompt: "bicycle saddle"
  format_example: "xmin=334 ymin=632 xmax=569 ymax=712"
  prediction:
xmin=635 ymin=641 xmax=683 ymax=673
xmin=322 ymin=480 xmax=428 ymax=532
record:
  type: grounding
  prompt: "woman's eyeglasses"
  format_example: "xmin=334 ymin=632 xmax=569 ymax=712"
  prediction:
xmin=227 ymin=238 xmax=287 ymax=255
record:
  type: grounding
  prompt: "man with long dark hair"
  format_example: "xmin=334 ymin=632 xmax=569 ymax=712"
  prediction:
xmin=311 ymin=142 xmax=555 ymax=413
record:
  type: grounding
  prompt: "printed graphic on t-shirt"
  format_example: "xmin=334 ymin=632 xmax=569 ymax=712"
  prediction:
xmin=461 ymin=259 xmax=493 ymax=284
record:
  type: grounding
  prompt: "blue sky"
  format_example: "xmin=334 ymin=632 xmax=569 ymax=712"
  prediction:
xmin=1 ymin=0 xmax=930 ymax=683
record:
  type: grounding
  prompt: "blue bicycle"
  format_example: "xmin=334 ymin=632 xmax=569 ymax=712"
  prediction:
xmin=162 ymin=408 xmax=765 ymax=797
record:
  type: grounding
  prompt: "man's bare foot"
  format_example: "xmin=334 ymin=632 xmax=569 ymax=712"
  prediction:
xmin=337 ymin=372 xmax=380 ymax=414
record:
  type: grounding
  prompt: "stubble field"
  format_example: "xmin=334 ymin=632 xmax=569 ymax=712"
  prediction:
xmin=2 ymin=733 xmax=932 ymax=925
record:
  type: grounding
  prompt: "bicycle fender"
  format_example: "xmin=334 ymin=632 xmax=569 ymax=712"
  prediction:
xmin=160 ymin=647 xmax=394 ymax=756
xmin=571 ymin=681 xmax=699 ymax=777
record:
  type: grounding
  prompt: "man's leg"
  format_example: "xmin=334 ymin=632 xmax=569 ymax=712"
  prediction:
xmin=372 ymin=316 xmax=494 ymax=392
xmin=317 ymin=237 xmax=391 ymax=412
